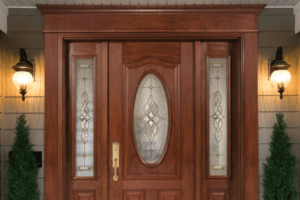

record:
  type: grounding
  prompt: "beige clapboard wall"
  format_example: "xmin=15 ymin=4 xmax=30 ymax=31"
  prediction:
xmin=0 ymin=8 xmax=45 ymax=200
xmin=258 ymin=8 xmax=300 ymax=199
xmin=0 ymin=7 xmax=299 ymax=200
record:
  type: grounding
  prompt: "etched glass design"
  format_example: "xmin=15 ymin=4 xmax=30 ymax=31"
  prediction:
xmin=209 ymin=58 xmax=228 ymax=176
xmin=133 ymin=74 xmax=169 ymax=165
xmin=75 ymin=58 xmax=94 ymax=177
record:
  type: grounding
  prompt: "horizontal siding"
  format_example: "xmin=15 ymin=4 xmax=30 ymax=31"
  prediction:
xmin=0 ymin=8 xmax=45 ymax=200
xmin=258 ymin=8 xmax=300 ymax=199
xmin=0 ymin=7 xmax=299 ymax=200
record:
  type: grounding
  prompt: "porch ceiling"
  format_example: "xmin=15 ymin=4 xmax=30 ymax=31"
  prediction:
xmin=1 ymin=0 xmax=299 ymax=8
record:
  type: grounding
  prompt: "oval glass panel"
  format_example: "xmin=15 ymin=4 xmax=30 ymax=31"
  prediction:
xmin=133 ymin=74 xmax=169 ymax=165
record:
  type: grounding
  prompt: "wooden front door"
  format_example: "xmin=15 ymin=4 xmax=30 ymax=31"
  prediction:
xmin=42 ymin=5 xmax=262 ymax=200
xmin=108 ymin=41 xmax=194 ymax=200
xmin=66 ymin=39 xmax=242 ymax=200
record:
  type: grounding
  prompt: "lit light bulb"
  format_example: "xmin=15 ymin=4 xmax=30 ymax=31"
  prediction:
xmin=12 ymin=71 xmax=34 ymax=100
xmin=270 ymin=70 xmax=291 ymax=89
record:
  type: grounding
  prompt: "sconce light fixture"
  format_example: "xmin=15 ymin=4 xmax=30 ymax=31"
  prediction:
xmin=269 ymin=47 xmax=291 ymax=100
xmin=12 ymin=48 xmax=34 ymax=101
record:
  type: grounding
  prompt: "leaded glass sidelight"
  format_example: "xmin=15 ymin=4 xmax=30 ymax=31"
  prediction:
xmin=75 ymin=58 xmax=94 ymax=177
xmin=133 ymin=74 xmax=169 ymax=165
xmin=208 ymin=57 xmax=229 ymax=176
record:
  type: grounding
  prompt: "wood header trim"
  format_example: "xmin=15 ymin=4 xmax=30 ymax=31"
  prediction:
xmin=37 ymin=5 xmax=265 ymax=14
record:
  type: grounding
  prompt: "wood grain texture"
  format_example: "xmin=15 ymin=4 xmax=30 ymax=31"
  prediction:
xmin=38 ymin=5 xmax=264 ymax=33
xmin=41 ymin=5 xmax=262 ymax=200
xmin=44 ymin=32 xmax=58 ymax=200
xmin=158 ymin=190 xmax=180 ymax=200
xmin=208 ymin=189 xmax=229 ymax=200
xmin=123 ymin=190 xmax=145 ymax=200
xmin=241 ymin=33 xmax=259 ymax=200
xmin=73 ymin=190 xmax=96 ymax=200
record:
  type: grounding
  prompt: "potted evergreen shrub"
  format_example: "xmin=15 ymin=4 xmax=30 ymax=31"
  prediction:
xmin=263 ymin=113 xmax=298 ymax=200
xmin=6 ymin=114 xmax=40 ymax=200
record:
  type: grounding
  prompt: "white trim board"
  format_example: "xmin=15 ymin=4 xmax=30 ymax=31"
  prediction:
xmin=0 ymin=0 xmax=7 ymax=34
xmin=294 ymin=1 xmax=300 ymax=34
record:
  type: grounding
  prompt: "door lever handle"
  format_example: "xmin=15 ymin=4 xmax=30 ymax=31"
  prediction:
xmin=112 ymin=143 xmax=120 ymax=181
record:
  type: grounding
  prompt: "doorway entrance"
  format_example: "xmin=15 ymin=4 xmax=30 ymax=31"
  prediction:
xmin=39 ymin=5 xmax=263 ymax=200
xmin=64 ymin=40 xmax=241 ymax=200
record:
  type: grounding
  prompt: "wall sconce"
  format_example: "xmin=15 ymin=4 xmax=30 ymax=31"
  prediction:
xmin=269 ymin=47 xmax=291 ymax=100
xmin=12 ymin=48 xmax=34 ymax=101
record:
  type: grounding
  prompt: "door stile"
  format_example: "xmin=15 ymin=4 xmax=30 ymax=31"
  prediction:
xmin=180 ymin=42 xmax=195 ymax=200
xmin=108 ymin=42 xmax=123 ymax=200
xmin=98 ymin=41 xmax=109 ymax=200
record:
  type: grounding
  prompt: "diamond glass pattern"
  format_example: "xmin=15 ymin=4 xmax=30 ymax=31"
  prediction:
xmin=75 ymin=58 xmax=94 ymax=177
xmin=209 ymin=58 xmax=228 ymax=176
xmin=133 ymin=74 xmax=169 ymax=165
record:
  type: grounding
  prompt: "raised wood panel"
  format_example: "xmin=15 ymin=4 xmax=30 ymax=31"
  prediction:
xmin=74 ymin=190 xmax=96 ymax=200
xmin=208 ymin=189 xmax=229 ymax=200
xmin=123 ymin=48 xmax=180 ymax=179
xmin=123 ymin=190 xmax=145 ymax=200
xmin=258 ymin=112 xmax=299 ymax=128
xmin=122 ymin=42 xmax=181 ymax=63
xmin=158 ymin=190 xmax=180 ymax=200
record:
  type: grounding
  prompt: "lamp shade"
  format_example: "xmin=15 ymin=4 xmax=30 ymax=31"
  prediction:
xmin=12 ymin=71 xmax=34 ymax=92
xmin=11 ymin=48 xmax=34 ymax=101
xmin=269 ymin=47 xmax=291 ymax=99
xmin=270 ymin=69 xmax=291 ymax=90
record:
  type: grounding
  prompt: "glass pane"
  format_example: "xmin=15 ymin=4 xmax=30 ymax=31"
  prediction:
xmin=209 ymin=58 xmax=228 ymax=176
xmin=133 ymin=74 xmax=169 ymax=165
xmin=75 ymin=58 xmax=94 ymax=177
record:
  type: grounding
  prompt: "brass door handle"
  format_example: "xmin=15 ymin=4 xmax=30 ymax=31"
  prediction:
xmin=112 ymin=143 xmax=119 ymax=181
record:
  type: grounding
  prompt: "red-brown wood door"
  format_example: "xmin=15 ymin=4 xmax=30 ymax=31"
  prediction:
xmin=66 ymin=40 xmax=241 ymax=200
xmin=108 ymin=41 xmax=194 ymax=200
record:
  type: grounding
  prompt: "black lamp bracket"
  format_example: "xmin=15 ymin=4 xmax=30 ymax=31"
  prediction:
xmin=12 ymin=48 xmax=35 ymax=75
xmin=269 ymin=46 xmax=291 ymax=77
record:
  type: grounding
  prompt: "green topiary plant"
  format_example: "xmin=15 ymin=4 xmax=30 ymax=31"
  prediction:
xmin=6 ymin=114 xmax=40 ymax=200
xmin=263 ymin=113 xmax=298 ymax=200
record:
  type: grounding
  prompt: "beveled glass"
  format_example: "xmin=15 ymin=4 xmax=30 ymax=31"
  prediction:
xmin=133 ymin=74 xmax=169 ymax=165
xmin=209 ymin=58 xmax=228 ymax=176
xmin=75 ymin=58 xmax=94 ymax=177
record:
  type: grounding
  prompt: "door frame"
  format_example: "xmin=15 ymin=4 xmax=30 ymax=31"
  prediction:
xmin=38 ymin=5 xmax=264 ymax=200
